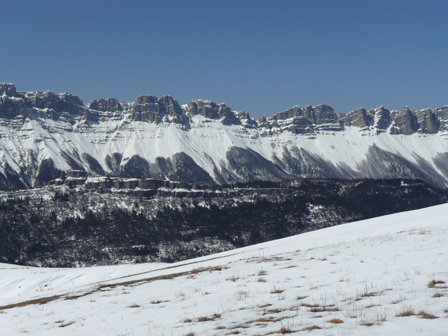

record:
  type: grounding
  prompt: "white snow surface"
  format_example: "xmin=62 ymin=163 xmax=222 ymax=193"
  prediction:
xmin=2 ymin=114 xmax=448 ymax=186
xmin=1 ymin=204 xmax=448 ymax=335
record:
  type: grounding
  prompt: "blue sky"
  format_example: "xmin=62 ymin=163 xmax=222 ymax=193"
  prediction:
xmin=1 ymin=0 xmax=447 ymax=119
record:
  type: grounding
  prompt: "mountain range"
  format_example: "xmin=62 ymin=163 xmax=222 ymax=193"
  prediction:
xmin=1 ymin=82 xmax=448 ymax=189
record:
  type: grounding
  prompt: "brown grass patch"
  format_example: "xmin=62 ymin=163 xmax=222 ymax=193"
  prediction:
xmin=418 ymin=310 xmax=438 ymax=319
xmin=327 ymin=318 xmax=344 ymax=324
xmin=227 ymin=275 xmax=240 ymax=282
xmin=300 ymin=302 xmax=319 ymax=308
xmin=396 ymin=309 xmax=415 ymax=317
xmin=271 ymin=286 xmax=285 ymax=294
xmin=305 ymin=325 xmax=321 ymax=331
xmin=0 ymin=265 xmax=225 ymax=311
xmin=0 ymin=294 xmax=63 ymax=311
xmin=277 ymin=326 xmax=294 ymax=334
xmin=197 ymin=314 xmax=221 ymax=322
xmin=59 ymin=321 xmax=76 ymax=328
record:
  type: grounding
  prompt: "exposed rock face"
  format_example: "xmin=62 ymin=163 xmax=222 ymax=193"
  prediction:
xmin=339 ymin=108 xmax=372 ymax=128
xmin=265 ymin=104 xmax=341 ymax=134
xmin=186 ymin=100 xmax=233 ymax=119
xmin=131 ymin=95 xmax=185 ymax=124
xmin=0 ymin=94 xmax=28 ymax=119
xmin=0 ymin=83 xmax=19 ymax=97
xmin=314 ymin=104 xmax=338 ymax=125
xmin=24 ymin=91 xmax=84 ymax=114
xmin=89 ymin=98 xmax=122 ymax=112
xmin=434 ymin=106 xmax=448 ymax=132
xmin=390 ymin=106 xmax=419 ymax=135
xmin=131 ymin=95 xmax=163 ymax=123
xmin=415 ymin=108 xmax=439 ymax=134
xmin=270 ymin=105 xmax=302 ymax=120
xmin=370 ymin=106 xmax=392 ymax=131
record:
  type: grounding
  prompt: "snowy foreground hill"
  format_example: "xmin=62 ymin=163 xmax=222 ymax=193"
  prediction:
xmin=1 ymin=204 xmax=448 ymax=335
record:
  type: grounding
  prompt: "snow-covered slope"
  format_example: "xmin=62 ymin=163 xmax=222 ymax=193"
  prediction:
xmin=1 ymin=204 xmax=448 ymax=335
xmin=1 ymin=82 xmax=448 ymax=189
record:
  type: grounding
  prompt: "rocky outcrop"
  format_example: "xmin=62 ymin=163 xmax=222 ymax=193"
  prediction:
xmin=339 ymin=108 xmax=372 ymax=128
xmin=23 ymin=91 xmax=84 ymax=114
xmin=1 ymin=82 xmax=447 ymax=137
xmin=89 ymin=98 xmax=122 ymax=112
xmin=434 ymin=106 xmax=448 ymax=132
xmin=264 ymin=104 xmax=341 ymax=133
xmin=390 ymin=106 xmax=419 ymax=135
xmin=0 ymin=83 xmax=19 ymax=97
xmin=131 ymin=95 xmax=185 ymax=124
xmin=0 ymin=94 xmax=28 ymax=119
xmin=186 ymin=100 xmax=233 ymax=119
xmin=370 ymin=106 xmax=391 ymax=131
xmin=415 ymin=108 xmax=439 ymax=134
xmin=270 ymin=105 xmax=303 ymax=121
xmin=314 ymin=104 xmax=339 ymax=125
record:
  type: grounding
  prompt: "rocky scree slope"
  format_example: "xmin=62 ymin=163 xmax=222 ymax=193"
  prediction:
xmin=1 ymin=83 xmax=448 ymax=189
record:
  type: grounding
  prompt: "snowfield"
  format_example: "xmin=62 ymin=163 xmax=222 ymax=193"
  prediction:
xmin=1 ymin=204 xmax=448 ymax=335
xmin=3 ymin=112 xmax=448 ymax=188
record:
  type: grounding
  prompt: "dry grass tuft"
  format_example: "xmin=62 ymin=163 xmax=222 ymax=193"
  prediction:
xmin=277 ymin=326 xmax=294 ymax=334
xmin=258 ymin=268 xmax=268 ymax=276
xmin=327 ymin=318 xmax=344 ymax=324
xmin=59 ymin=321 xmax=76 ymax=328
xmin=396 ymin=304 xmax=415 ymax=317
xmin=227 ymin=275 xmax=240 ymax=282
xmin=300 ymin=302 xmax=319 ymax=308
xmin=197 ymin=314 xmax=221 ymax=322
xmin=418 ymin=310 xmax=438 ymax=319
xmin=267 ymin=308 xmax=283 ymax=314
xmin=271 ymin=286 xmax=285 ymax=294
xmin=433 ymin=292 xmax=443 ymax=298
xmin=305 ymin=324 xmax=322 ymax=331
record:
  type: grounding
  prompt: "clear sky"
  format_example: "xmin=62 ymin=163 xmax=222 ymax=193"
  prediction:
xmin=1 ymin=0 xmax=447 ymax=119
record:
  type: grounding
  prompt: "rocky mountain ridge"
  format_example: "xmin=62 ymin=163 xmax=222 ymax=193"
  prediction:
xmin=3 ymin=83 xmax=448 ymax=134
xmin=1 ymin=83 xmax=448 ymax=189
